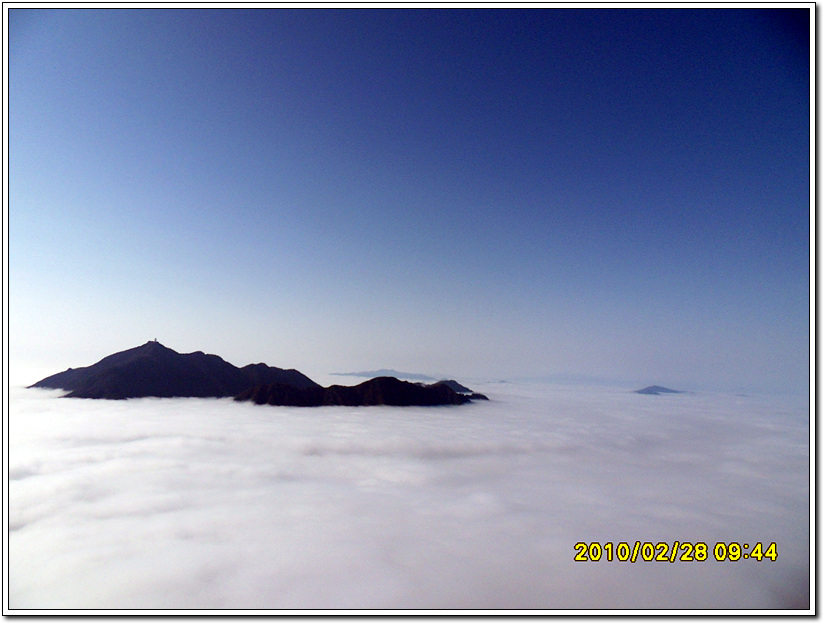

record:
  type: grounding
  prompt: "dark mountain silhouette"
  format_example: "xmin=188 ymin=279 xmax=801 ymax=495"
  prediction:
xmin=30 ymin=341 xmax=320 ymax=399
xmin=634 ymin=385 xmax=684 ymax=395
xmin=430 ymin=379 xmax=473 ymax=394
xmin=235 ymin=376 xmax=487 ymax=407
xmin=425 ymin=380 xmax=489 ymax=401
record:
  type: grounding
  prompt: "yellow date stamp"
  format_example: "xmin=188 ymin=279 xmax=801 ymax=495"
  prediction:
xmin=573 ymin=541 xmax=777 ymax=563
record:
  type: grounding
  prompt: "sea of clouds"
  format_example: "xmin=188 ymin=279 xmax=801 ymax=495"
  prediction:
xmin=7 ymin=381 xmax=810 ymax=611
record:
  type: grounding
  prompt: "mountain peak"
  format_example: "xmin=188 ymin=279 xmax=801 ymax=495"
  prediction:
xmin=30 ymin=342 xmax=319 ymax=399
xmin=139 ymin=339 xmax=171 ymax=351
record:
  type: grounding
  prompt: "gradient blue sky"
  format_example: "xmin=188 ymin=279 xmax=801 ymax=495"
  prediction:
xmin=8 ymin=8 xmax=811 ymax=393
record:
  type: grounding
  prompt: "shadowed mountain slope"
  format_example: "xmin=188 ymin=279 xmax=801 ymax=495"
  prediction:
xmin=30 ymin=341 xmax=320 ymax=399
xmin=235 ymin=376 xmax=488 ymax=407
xmin=430 ymin=379 xmax=473 ymax=394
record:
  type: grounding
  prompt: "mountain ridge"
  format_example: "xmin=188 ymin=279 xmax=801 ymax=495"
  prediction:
xmin=30 ymin=342 xmax=488 ymax=406
xmin=30 ymin=341 xmax=320 ymax=399
xmin=235 ymin=376 xmax=488 ymax=407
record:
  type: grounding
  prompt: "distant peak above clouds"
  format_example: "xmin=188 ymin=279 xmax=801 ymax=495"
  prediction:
xmin=331 ymin=369 xmax=437 ymax=382
xmin=634 ymin=385 xmax=685 ymax=395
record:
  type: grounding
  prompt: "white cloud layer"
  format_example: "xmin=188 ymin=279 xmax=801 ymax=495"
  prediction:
xmin=7 ymin=383 xmax=810 ymax=610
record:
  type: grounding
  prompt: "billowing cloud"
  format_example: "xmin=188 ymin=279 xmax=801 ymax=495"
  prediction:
xmin=8 ymin=384 xmax=810 ymax=610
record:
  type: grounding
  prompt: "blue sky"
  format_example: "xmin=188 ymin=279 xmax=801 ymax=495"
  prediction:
xmin=9 ymin=8 xmax=811 ymax=393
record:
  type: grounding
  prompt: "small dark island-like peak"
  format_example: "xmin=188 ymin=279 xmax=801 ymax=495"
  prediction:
xmin=331 ymin=369 xmax=437 ymax=382
xmin=634 ymin=385 xmax=684 ymax=395
xmin=430 ymin=379 xmax=473 ymax=394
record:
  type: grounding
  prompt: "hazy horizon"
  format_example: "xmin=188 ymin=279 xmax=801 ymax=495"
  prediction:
xmin=8 ymin=8 xmax=811 ymax=396
xmin=10 ymin=338 xmax=808 ymax=398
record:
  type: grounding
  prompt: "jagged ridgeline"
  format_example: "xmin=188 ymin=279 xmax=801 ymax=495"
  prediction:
xmin=30 ymin=341 xmax=488 ymax=406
